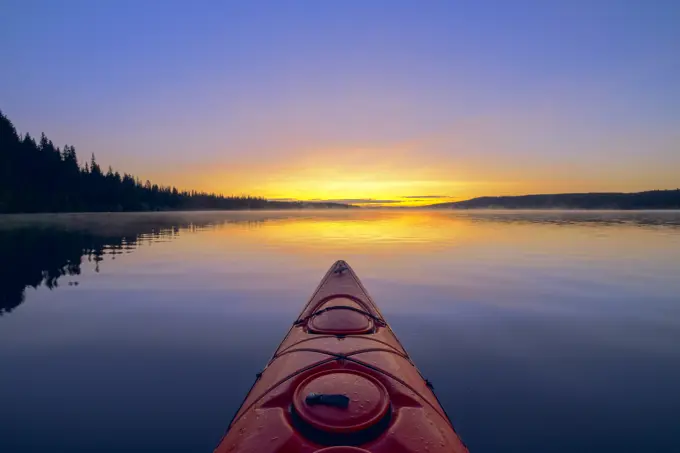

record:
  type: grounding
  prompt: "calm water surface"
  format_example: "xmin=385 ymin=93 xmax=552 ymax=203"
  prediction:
xmin=1 ymin=210 xmax=679 ymax=453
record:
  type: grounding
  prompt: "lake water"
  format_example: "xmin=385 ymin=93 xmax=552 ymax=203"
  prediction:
xmin=1 ymin=210 xmax=679 ymax=453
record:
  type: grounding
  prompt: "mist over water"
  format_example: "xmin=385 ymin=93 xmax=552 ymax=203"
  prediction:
xmin=1 ymin=210 xmax=679 ymax=453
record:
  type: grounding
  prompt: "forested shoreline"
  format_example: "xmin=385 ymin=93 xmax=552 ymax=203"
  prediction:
xmin=4 ymin=110 xmax=678 ymax=213
xmin=429 ymin=190 xmax=680 ymax=209
xmin=0 ymin=111 xmax=349 ymax=213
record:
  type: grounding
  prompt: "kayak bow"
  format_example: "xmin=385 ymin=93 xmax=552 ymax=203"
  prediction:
xmin=215 ymin=260 xmax=468 ymax=453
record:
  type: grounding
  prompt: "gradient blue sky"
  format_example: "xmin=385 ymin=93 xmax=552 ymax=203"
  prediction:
xmin=1 ymin=0 xmax=678 ymax=204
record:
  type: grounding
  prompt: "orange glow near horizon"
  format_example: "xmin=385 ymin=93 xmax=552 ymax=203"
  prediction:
xmin=140 ymin=157 xmax=680 ymax=207
xmin=118 ymin=117 xmax=680 ymax=207
xmin=144 ymin=165 xmax=499 ymax=206
xmin=127 ymin=119 xmax=680 ymax=207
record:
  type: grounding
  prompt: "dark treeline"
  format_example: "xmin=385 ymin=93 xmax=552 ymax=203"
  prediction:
xmin=430 ymin=190 xmax=680 ymax=210
xmin=0 ymin=110 xmax=349 ymax=212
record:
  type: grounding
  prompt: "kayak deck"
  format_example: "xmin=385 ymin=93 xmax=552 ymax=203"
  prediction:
xmin=215 ymin=260 xmax=468 ymax=453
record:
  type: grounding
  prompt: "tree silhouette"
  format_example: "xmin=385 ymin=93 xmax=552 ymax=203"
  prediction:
xmin=0 ymin=110 xmax=351 ymax=213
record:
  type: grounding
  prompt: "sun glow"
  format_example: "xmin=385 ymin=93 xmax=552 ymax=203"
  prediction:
xmin=139 ymin=132 xmax=678 ymax=208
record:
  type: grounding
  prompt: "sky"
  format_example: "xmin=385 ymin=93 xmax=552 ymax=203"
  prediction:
xmin=1 ymin=0 xmax=678 ymax=206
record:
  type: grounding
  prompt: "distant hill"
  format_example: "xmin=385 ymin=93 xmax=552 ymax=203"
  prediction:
xmin=429 ymin=190 xmax=680 ymax=210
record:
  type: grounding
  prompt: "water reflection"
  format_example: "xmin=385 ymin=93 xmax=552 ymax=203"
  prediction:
xmin=0 ymin=212 xmax=293 ymax=314
xmin=1 ymin=220 xmax=176 ymax=314
xmin=1 ymin=210 xmax=680 ymax=453
xmin=1 ymin=210 xmax=679 ymax=316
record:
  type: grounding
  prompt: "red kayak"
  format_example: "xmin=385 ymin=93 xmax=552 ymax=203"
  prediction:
xmin=215 ymin=260 xmax=469 ymax=453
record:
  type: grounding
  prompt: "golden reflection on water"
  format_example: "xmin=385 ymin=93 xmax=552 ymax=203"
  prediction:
xmin=181 ymin=210 xmax=679 ymax=257
xmin=156 ymin=210 xmax=680 ymax=294
xmin=2 ymin=209 xmax=679 ymax=312
xmin=216 ymin=210 xmax=476 ymax=249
